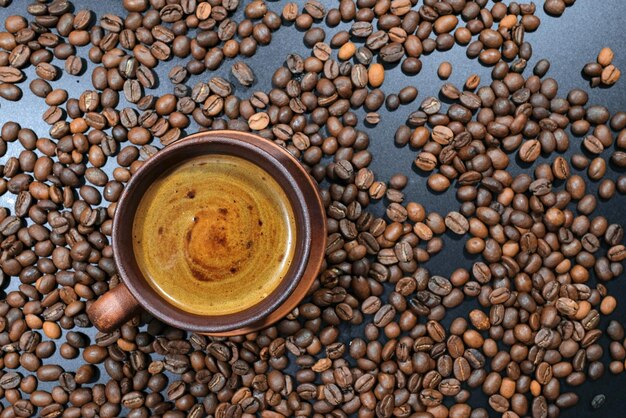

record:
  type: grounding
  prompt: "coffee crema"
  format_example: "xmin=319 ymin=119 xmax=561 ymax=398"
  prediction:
xmin=132 ymin=154 xmax=296 ymax=316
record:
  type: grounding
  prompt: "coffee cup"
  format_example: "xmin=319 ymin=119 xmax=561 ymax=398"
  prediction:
xmin=87 ymin=130 xmax=326 ymax=336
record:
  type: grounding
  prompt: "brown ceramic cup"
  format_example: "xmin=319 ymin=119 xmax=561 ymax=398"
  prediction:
xmin=87 ymin=130 xmax=326 ymax=336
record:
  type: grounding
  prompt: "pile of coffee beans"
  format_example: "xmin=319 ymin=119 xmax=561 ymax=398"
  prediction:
xmin=0 ymin=0 xmax=625 ymax=417
xmin=582 ymin=47 xmax=621 ymax=88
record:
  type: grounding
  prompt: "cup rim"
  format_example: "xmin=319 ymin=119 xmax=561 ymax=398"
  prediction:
xmin=112 ymin=130 xmax=326 ymax=333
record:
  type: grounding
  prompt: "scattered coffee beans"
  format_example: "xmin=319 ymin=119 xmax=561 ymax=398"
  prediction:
xmin=584 ymin=47 xmax=621 ymax=87
xmin=0 ymin=1 xmax=624 ymax=418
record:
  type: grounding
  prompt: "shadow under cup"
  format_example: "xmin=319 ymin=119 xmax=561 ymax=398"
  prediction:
xmin=107 ymin=131 xmax=325 ymax=335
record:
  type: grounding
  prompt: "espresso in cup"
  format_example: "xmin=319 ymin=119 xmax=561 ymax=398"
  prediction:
xmin=132 ymin=154 xmax=297 ymax=316
xmin=88 ymin=131 xmax=326 ymax=335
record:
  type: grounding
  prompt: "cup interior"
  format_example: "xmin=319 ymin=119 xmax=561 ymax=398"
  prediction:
xmin=113 ymin=131 xmax=315 ymax=333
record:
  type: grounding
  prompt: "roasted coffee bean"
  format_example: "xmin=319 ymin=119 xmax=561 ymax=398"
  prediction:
xmin=520 ymin=140 xmax=541 ymax=162
xmin=231 ymin=61 xmax=255 ymax=87
xmin=0 ymin=372 xmax=21 ymax=389
xmin=65 ymin=55 xmax=84 ymax=75
xmin=380 ymin=43 xmax=404 ymax=63
xmin=445 ymin=212 xmax=469 ymax=235
xmin=415 ymin=152 xmax=437 ymax=171
xmin=601 ymin=65 xmax=621 ymax=86
xmin=0 ymin=83 xmax=21 ymax=100
xmin=592 ymin=394 xmax=606 ymax=409
xmin=0 ymin=66 xmax=24 ymax=82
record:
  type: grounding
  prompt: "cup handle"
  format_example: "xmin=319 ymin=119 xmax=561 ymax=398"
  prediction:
xmin=87 ymin=283 xmax=140 ymax=332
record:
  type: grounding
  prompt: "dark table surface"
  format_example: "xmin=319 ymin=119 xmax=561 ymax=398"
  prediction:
xmin=1 ymin=0 xmax=626 ymax=417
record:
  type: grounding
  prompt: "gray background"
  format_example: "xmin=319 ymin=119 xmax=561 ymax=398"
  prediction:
xmin=1 ymin=0 xmax=626 ymax=416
